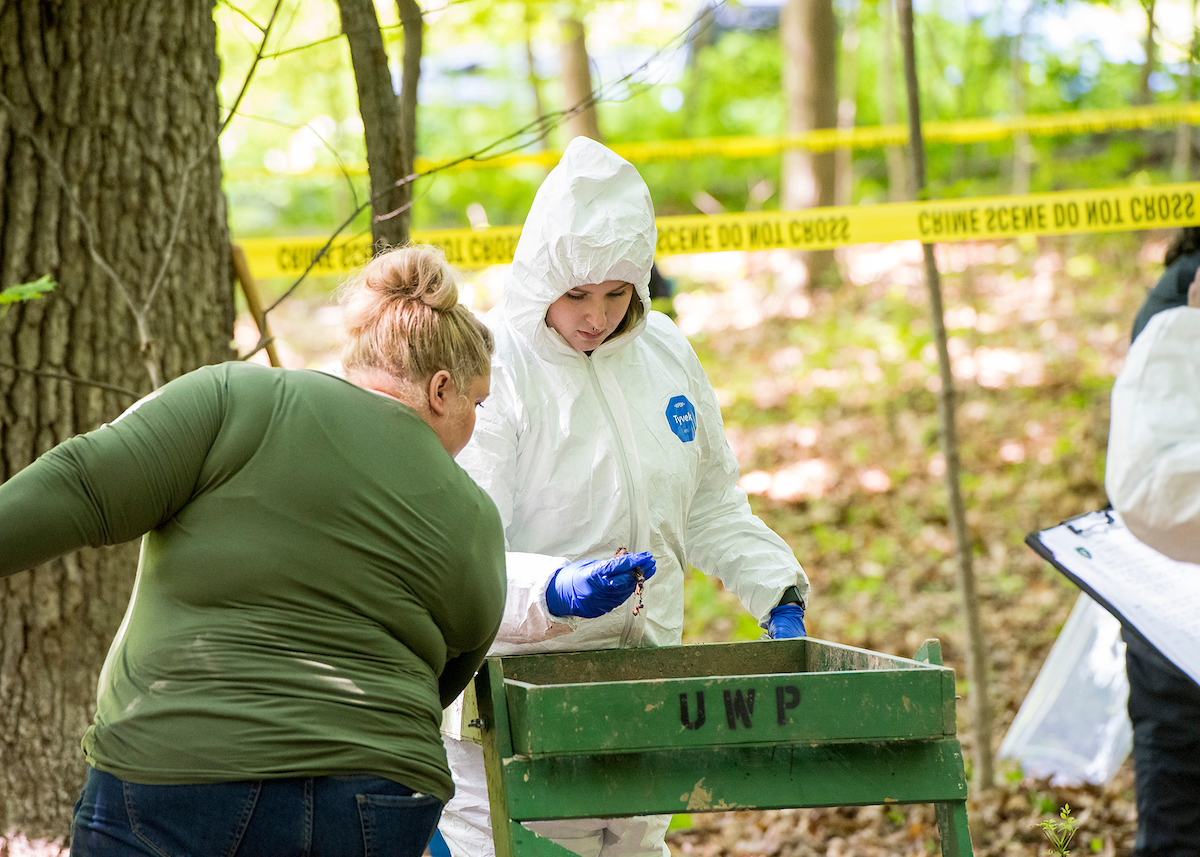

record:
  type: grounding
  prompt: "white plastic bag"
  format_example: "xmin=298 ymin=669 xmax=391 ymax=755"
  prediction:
xmin=998 ymin=593 xmax=1132 ymax=785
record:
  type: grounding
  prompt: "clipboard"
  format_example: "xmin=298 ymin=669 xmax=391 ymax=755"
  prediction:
xmin=1027 ymin=508 xmax=1200 ymax=688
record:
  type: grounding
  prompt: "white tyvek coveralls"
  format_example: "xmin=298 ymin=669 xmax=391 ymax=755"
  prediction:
xmin=1106 ymin=306 xmax=1200 ymax=563
xmin=438 ymin=137 xmax=810 ymax=857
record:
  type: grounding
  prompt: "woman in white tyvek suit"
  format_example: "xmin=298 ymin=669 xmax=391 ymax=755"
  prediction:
xmin=1105 ymin=300 xmax=1200 ymax=857
xmin=438 ymin=137 xmax=810 ymax=857
xmin=1107 ymin=305 xmax=1200 ymax=563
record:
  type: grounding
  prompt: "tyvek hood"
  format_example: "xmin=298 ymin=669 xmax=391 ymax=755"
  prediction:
xmin=503 ymin=137 xmax=656 ymax=353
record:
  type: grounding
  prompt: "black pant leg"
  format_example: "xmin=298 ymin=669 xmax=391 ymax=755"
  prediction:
xmin=1123 ymin=629 xmax=1200 ymax=857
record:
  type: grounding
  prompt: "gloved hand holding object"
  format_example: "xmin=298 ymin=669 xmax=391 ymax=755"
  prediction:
xmin=545 ymin=551 xmax=657 ymax=618
xmin=767 ymin=603 xmax=806 ymax=639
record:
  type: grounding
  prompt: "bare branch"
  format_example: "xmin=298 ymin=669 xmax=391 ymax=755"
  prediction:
xmin=0 ymin=90 xmax=162 ymax=386
xmin=242 ymin=1 xmax=726 ymax=360
xmin=144 ymin=0 xmax=285 ymax=367
xmin=257 ymin=0 xmax=479 ymax=60
xmin=218 ymin=0 xmax=269 ymax=33
xmin=253 ymin=168 xmax=434 ymax=330
xmin=426 ymin=2 xmax=724 ymax=169
xmin=303 ymin=119 xmax=364 ymax=206
xmin=0 ymin=361 xmax=141 ymax=400
xmin=218 ymin=0 xmax=286 ymax=140
xmin=2 ymin=0 xmax=285 ymax=390
xmin=141 ymin=168 xmax=193 ymax=316
xmin=375 ymin=177 xmax=421 ymax=222
xmin=226 ymin=112 xmax=365 ymax=206
xmin=262 ymin=24 xmax=395 ymax=60
xmin=418 ymin=0 xmax=478 ymax=15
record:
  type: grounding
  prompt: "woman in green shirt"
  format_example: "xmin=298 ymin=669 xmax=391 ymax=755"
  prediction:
xmin=0 ymin=246 xmax=507 ymax=857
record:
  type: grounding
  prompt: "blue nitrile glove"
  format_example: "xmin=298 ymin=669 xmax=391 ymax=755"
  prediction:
xmin=545 ymin=551 xmax=657 ymax=618
xmin=767 ymin=603 xmax=807 ymax=639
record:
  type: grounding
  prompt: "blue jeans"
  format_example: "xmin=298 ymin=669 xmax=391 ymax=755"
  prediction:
xmin=71 ymin=765 xmax=443 ymax=857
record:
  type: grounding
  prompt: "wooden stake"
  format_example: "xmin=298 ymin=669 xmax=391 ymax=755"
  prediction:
xmin=229 ymin=244 xmax=281 ymax=368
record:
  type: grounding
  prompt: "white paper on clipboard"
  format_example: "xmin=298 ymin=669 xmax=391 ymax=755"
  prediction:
xmin=1029 ymin=508 xmax=1200 ymax=687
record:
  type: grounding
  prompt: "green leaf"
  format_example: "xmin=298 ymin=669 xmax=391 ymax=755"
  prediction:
xmin=0 ymin=275 xmax=57 ymax=305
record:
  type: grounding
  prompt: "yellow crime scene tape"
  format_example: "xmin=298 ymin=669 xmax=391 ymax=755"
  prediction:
xmin=226 ymin=103 xmax=1200 ymax=182
xmin=444 ymin=102 xmax=1200 ymax=167
xmin=239 ymin=182 xmax=1200 ymax=279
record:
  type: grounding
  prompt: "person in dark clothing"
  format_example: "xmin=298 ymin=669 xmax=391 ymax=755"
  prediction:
xmin=1121 ymin=632 xmax=1200 ymax=857
xmin=647 ymin=263 xmax=672 ymax=300
xmin=1130 ymin=226 xmax=1200 ymax=339
xmin=1115 ymin=225 xmax=1200 ymax=857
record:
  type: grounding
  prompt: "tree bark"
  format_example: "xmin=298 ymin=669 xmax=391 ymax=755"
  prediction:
xmin=1010 ymin=8 xmax=1034 ymax=196
xmin=680 ymin=8 xmax=717 ymax=142
xmin=0 ymin=0 xmax=234 ymax=836
xmin=880 ymin=0 xmax=909 ymax=202
xmin=1138 ymin=0 xmax=1157 ymax=105
xmin=781 ymin=0 xmax=838 ymax=287
xmin=395 ymin=0 xmax=422 ymax=199
xmin=559 ymin=13 xmax=603 ymax=143
xmin=338 ymin=0 xmax=408 ymax=248
xmin=525 ymin=1 xmax=547 ymax=148
xmin=897 ymin=0 xmax=994 ymax=794
xmin=1172 ymin=0 xmax=1198 ymax=181
xmin=834 ymin=0 xmax=859 ymax=208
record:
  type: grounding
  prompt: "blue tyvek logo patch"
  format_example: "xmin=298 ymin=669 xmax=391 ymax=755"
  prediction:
xmin=666 ymin=395 xmax=697 ymax=442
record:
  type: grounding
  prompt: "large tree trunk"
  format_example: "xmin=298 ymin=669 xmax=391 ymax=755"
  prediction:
xmin=781 ymin=0 xmax=838 ymax=287
xmin=559 ymin=13 xmax=603 ymax=143
xmin=339 ymin=0 xmax=409 ymax=248
xmin=0 ymin=0 xmax=234 ymax=838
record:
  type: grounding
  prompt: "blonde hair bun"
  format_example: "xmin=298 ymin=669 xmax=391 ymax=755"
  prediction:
xmin=339 ymin=244 xmax=492 ymax=390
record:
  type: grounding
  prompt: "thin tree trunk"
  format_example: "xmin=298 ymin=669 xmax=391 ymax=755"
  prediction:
xmin=781 ymin=0 xmax=838 ymax=287
xmin=1010 ymin=7 xmax=1034 ymax=196
xmin=680 ymin=9 xmax=716 ymax=141
xmin=896 ymin=0 xmax=994 ymax=794
xmin=525 ymin=2 xmax=547 ymax=149
xmin=835 ymin=0 xmax=860 ymax=208
xmin=948 ymin=20 xmax=982 ymax=184
xmin=1138 ymin=0 xmax=1158 ymax=105
xmin=559 ymin=13 xmax=602 ymax=142
xmin=0 ymin=0 xmax=234 ymax=836
xmin=1173 ymin=0 xmax=1198 ymax=181
xmin=338 ymin=0 xmax=408 ymax=248
xmin=396 ymin=0 xmax=422 ymax=225
xmin=881 ymin=0 xmax=909 ymax=201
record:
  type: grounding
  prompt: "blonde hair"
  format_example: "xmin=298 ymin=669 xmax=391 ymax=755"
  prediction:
xmin=339 ymin=245 xmax=493 ymax=392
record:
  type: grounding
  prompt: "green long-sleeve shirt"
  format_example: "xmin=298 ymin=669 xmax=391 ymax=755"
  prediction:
xmin=0 ymin=363 xmax=506 ymax=800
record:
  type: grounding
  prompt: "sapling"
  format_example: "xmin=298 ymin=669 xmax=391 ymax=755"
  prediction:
xmin=1038 ymin=803 xmax=1080 ymax=856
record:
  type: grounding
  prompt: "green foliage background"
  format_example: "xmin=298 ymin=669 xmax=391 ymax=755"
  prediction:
xmin=218 ymin=0 xmax=1196 ymax=249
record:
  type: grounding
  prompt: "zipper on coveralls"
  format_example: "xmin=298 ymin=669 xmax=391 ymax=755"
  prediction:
xmin=586 ymin=357 xmax=640 ymax=648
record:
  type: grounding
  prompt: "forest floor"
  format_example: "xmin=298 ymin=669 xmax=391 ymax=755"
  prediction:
xmin=657 ymin=233 xmax=1155 ymax=857
xmin=2 ymin=230 xmax=1165 ymax=856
